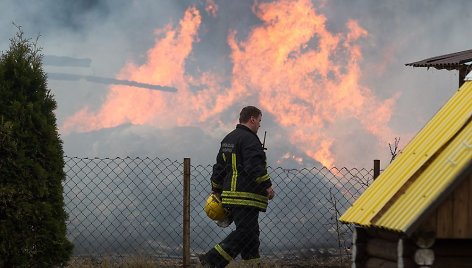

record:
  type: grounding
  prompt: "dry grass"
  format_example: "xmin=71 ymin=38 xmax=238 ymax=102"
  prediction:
xmin=66 ymin=256 xmax=181 ymax=268
xmin=66 ymin=256 xmax=350 ymax=268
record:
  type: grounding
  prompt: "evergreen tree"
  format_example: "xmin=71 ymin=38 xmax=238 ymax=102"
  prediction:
xmin=0 ymin=28 xmax=73 ymax=267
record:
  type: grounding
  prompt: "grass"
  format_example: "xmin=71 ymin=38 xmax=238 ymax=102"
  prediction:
xmin=66 ymin=255 xmax=350 ymax=267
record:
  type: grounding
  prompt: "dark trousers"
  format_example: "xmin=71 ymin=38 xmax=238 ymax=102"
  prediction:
xmin=205 ymin=207 xmax=260 ymax=267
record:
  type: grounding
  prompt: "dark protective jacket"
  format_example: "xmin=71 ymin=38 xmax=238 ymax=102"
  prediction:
xmin=211 ymin=124 xmax=272 ymax=211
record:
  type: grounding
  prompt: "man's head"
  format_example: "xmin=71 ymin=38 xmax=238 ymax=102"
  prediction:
xmin=239 ymin=106 xmax=262 ymax=134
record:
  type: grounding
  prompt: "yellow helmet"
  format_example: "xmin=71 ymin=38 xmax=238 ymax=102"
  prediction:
xmin=204 ymin=193 xmax=227 ymax=221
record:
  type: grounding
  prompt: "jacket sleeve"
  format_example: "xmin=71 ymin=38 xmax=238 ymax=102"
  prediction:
xmin=242 ymin=136 xmax=272 ymax=189
xmin=210 ymin=147 xmax=226 ymax=193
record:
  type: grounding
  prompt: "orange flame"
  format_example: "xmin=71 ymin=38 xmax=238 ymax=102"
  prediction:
xmin=63 ymin=0 xmax=398 ymax=168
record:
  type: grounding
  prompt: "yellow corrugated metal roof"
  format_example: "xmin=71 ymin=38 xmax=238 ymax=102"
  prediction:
xmin=339 ymin=81 xmax=472 ymax=232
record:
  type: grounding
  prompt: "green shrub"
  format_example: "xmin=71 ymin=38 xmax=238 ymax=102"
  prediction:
xmin=0 ymin=28 xmax=73 ymax=267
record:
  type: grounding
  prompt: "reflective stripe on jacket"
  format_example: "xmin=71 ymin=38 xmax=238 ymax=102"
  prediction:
xmin=211 ymin=124 xmax=272 ymax=211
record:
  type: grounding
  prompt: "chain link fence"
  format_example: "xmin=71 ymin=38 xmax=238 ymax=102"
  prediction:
xmin=63 ymin=156 xmax=373 ymax=266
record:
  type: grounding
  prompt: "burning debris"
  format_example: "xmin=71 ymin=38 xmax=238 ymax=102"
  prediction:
xmin=62 ymin=0 xmax=398 ymax=168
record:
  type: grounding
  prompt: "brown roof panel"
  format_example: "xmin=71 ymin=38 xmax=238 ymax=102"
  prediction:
xmin=406 ymin=49 xmax=472 ymax=70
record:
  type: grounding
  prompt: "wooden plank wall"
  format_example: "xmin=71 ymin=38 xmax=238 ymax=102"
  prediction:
xmin=426 ymin=172 xmax=472 ymax=239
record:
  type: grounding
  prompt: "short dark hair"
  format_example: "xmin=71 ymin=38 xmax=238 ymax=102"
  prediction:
xmin=239 ymin=106 xmax=262 ymax=123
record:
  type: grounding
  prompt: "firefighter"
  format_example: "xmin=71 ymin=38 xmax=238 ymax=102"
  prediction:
xmin=200 ymin=106 xmax=275 ymax=267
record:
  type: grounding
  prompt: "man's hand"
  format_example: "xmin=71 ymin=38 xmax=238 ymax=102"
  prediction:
xmin=266 ymin=186 xmax=275 ymax=200
xmin=211 ymin=190 xmax=222 ymax=200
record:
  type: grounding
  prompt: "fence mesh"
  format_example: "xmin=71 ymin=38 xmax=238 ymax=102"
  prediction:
xmin=63 ymin=156 xmax=373 ymax=265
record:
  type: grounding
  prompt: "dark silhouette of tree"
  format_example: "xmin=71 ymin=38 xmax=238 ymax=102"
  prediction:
xmin=0 ymin=26 xmax=73 ymax=267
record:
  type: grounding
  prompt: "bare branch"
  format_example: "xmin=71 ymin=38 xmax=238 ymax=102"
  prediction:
xmin=388 ymin=137 xmax=401 ymax=163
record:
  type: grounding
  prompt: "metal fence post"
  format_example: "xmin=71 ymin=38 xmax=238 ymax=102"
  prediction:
xmin=373 ymin=159 xmax=380 ymax=180
xmin=183 ymin=158 xmax=191 ymax=267
xmin=63 ymin=156 xmax=375 ymax=265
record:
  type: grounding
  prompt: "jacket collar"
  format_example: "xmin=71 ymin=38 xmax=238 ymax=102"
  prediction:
xmin=236 ymin=124 xmax=260 ymax=140
xmin=236 ymin=123 xmax=253 ymax=133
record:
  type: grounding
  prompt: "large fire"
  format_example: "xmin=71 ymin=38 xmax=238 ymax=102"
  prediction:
xmin=63 ymin=0 xmax=398 ymax=168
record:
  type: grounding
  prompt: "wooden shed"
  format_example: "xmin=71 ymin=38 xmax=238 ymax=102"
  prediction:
xmin=339 ymin=73 xmax=472 ymax=267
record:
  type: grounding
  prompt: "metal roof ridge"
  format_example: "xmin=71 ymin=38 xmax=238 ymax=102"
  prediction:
xmin=375 ymin=116 xmax=472 ymax=233
xmin=406 ymin=49 xmax=472 ymax=66
xmin=339 ymin=82 xmax=472 ymax=228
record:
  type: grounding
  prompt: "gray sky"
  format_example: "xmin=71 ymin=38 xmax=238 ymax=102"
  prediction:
xmin=1 ymin=0 xmax=469 ymax=169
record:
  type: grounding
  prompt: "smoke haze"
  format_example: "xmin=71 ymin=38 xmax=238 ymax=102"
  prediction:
xmin=3 ymin=0 xmax=471 ymax=258
xmin=1 ymin=0 xmax=469 ymax=168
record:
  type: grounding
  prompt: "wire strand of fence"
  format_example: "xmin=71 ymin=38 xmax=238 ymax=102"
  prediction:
xmin=63 ymin=156 xmax=373 ymax=266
